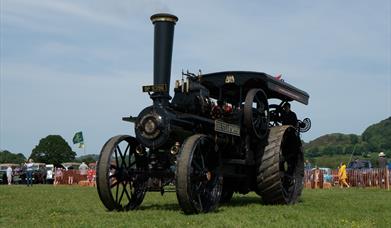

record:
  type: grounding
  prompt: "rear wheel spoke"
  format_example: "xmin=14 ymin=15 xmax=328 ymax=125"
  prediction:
xmin=176 ymin=135 xmax=222 ymax=214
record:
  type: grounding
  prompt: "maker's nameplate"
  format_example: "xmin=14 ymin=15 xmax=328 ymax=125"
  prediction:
xmin=142 ymin=84 xmax=168 ymax=93
xmin=215 ymin=120 xmax=240 ymax=136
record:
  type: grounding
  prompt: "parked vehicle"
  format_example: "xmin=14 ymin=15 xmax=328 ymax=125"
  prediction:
xmin=0 ymin=163 xmax=21 ymax=184
xmin=348 ymin=160 xmax=372 ymax=169
xmin=0 ymin=169 xmax=6 ymax=184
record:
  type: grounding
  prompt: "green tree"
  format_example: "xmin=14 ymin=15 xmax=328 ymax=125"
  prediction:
xmin=349 ymin=134 xmax=359 ymax=144
xmin=30 ymin=135 xmax=76 ymax=166
xmin=344 ymin=145 xmax=355 ymax=155
xmin=0 ymin=150 xmax=26 ymax=164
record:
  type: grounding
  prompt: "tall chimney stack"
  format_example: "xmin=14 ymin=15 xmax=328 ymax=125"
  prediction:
xmin=150 ymin=13 xmax=178 ymax=103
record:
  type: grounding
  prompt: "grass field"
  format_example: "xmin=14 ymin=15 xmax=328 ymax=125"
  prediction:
xmin=0 ymin=185 xmax=390 ymax=227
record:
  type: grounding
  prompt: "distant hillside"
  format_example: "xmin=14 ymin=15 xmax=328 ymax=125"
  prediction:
xmin=304 ymin=117 xmax=391 ymax=158
xmin=362 ymin=117 xmax=391 ymax=153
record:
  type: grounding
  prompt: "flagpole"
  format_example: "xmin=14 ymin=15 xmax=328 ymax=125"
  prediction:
xmin=83 ymin=140 xmax=86 ymax=155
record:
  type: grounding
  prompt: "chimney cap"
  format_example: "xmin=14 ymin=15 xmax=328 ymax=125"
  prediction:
xmin=151 ymin=13 xmax=178 ymax=24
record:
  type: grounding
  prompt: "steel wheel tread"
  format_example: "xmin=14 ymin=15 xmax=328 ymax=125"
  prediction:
xmin=257 ymin=126 xmax=304 ymax=205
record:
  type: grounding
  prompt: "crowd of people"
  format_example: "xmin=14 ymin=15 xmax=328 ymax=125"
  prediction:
xmin=53 ymin=162 xmax=96 ymax=186
xmin=4 ymin=160 xmax=96 ymax=187
xmin=305 ymin=152 xmax=390 ymax=189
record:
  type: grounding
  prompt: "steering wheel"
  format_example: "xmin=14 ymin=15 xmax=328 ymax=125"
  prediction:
xmin=268 ymin=102 xmax=286 ymax=126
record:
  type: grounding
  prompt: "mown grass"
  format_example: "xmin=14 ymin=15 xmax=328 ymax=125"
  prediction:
xmin=0 ymin=185 xmax=390 ymax=227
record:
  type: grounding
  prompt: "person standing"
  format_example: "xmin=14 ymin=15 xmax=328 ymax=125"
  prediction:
xmin=54 ymin=167 xmax=62 ymax=185
xmin=6 ymin=166 xmax=13 ymax=185
xmin=378 ymin=152 xmax=388 ymax=187
xmin=68 ymin=172 xmax=74 ymax=185
xmin=338 ymin=162 xmax=350 ymax=188
xmin=378 ymin=152 xmax=387 ymax=168
xmin=281 ymin=102 xmax=298 ymax=127
xmin=39 ymin=166 xmax=47 ymax=184
xmin=304 ymin=160 xmax=312 ymax=170
xmin=79 ymin=162 xmax=88 ymax=179
xmin=25 ymin=159 xmax=34 ymax=187
xmin=87 ymin=168 xmax=94 ymax=186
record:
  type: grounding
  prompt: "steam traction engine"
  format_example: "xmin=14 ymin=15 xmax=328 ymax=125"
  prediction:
xmin=96 ymin=13 xmax=311 ymax=214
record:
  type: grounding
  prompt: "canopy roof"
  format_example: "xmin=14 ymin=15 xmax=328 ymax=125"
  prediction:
xmin=199 ymin=71 xmax=309 ymax=105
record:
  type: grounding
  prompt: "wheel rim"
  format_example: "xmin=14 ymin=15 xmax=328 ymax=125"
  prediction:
xmin=280 ymin=146 xmax=297 ymax=201
xmin=244 ymin=89 xmax=269 ymax=139
xmin=176 ymin=135 xmax=222 ymax=214
xmin=279 ymin=128 xmax=303 ymax=203
xmin=97 ymin=135 xmax=148 ymax=211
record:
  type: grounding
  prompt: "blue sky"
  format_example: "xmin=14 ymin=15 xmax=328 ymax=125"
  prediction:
xmin=1 ymin=0 xmax=390 ymax=158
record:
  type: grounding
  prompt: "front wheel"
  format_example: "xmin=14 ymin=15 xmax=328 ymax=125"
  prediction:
xmin=176 ymin=134 xmax=222 ymax=214
xmin=96 ymin=135 xmax=148 ymax=211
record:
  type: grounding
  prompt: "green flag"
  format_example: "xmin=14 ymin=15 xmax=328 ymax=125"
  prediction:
xmin=73 ymin=131 xmax=84 ymax=144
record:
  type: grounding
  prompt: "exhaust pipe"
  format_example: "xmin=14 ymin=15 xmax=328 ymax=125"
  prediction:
xmin=150 ymin=13 xmax=178 ymax=104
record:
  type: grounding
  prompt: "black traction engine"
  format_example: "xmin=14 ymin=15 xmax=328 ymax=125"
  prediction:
xmin=96 ymin=13 xmax=311 ymax=214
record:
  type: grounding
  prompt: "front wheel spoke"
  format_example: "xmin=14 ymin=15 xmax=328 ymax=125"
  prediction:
xmin=118 ymin=182 xmax=127 ymax=203
xmin=116 ymin=145 xmax=123 ymax=159
xmin=114 ymin=149 xmax=119 ymax=167
xmin=124 ymin=184 xmax=132 ymax=202
xmin=129 ymin=160 xmax=136 ymax=168
xmin=124 ymin=144 xmax=130 ymax=161
xmin=115 ymin=182 xmax=120 ymax=202
xmin=116 ymin=146 xmax=126 ymax=169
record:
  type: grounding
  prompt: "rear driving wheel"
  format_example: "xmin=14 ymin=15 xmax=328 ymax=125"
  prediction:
xmin=97 ymin=135 xmax=148 ymax=211
xmin=256 ymin=126 xmax=304 ymax=204
xmin=176 ymin=134 xmax=222 ymax=214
